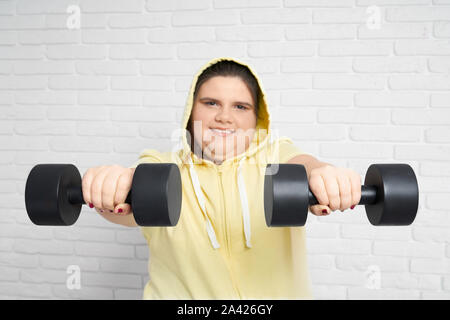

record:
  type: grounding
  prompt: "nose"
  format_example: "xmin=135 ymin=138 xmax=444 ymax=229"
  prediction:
xmin=215 ymin=105 xmax=233 ymax=124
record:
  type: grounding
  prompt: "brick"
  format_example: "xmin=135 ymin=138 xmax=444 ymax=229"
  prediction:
xmin=0 ymin=253 xmax=39 ymax=269
xmin=81 ymin=272 xmax=143 ymax=289
xmin=172 ymin=10 xmax=239 ymax=26
xmin=216 ymin=26 xmax=284 ymax=41
xmin=252 ymin=74 xmax=312 ymax=90
xmin=109 ymin=44 xmax=175 ymax=59
xmin=414 ymin=224 xmax=450 ymax=243
xmin=349 ymin=126 xmax=421 ymax=142
xmin=47 ymin=45 xmax=107 ymax=60
xmin=434 ymin=21 xmax=450 ymax=38
xmin=431 ymin=94 xmax=450 ymax=108
xmin=358 ymin=23 xmax=428 ymax=39
xmin=0 ymin=76 xmax=47 ymax=90
xmin=0 ymin=31 xmax=16 ymax=45
xmin=320 ymin=40 xmax=391 ymax=56
xmin=0 ymin=92 xmax=12 ymax=105
xmin=0 ymin=266 xmax=19 ymax=281
xmin=281 ymin=91 xmax=352 ymax=107
xmin=422 ymin=291 xmax=450 ymax=300
xmin=373 ymin=241 xmax=443 ymax=258
xmin=135 ymin=245 xmax=149 ymax=260
xmin=111 ymin=76 xmax=173 ymax=91
xmin=312 ymin=285 xmax=347 ymax=299
xmin=49 ymin=76 xmax=107 ymax=90
xmin=358 ymin=0 xmax=430 ymax=4
xmin=74 ymin=242 xmax=134 ymax=258
xmin=282 ymin=58 xmax=352 ymax=73
xmin=114 ymin=289 xmax=143 ymax=299
xmin=16 ymin=0 xmax=75 ymax=14
xmin=274 ymin=124 xmax=346 ymax=141
xmin=177 ymin=43 xmax=246 ymax=59
xmin=18 ymin=30 xmax=80 ymax=45
xmin=428 ymin=57 xmax=450 ymax=74
xmin=354 ymin=57 xmax=425 ymax=73
xmin=318 ymin=109 xmax=390 ymax=124
xmin=39 ymin=255 xmax=100 ymax=271
xmin=49 ymin=136 xmax=112 ymax=153
xmin=291 ymin=24 xmax=355 ymax=40
xmin=426 ymin=194 xmax=450 ymax=211
xmin=100 ymin=258 xmax=147 ymax=274
xmin=214 ymin=0 xmax=280 ymax=9
xmin=14 ymin=121 xmax=75 ymax=136
xmin=354 ymin=92 xmax=427 ymax=108
xmin=0 ymin=223 xmax=52 ymax=239
xmin=0 ymin=283 xmax=52 ymax=298
xmin=44 ymin=13 xmax=108 ymax=29
xmin=0 ymin=136 xmax=48 ymax=151
xmin=147 ymin=0 xmax=210 ymax=11
xmin=308 ymin=254 xmax=335 ymax=269
xmin=335 ymin=255 xmax=408 ymax=272
xmin=314 ymin=74 xmax=386 ymax=90
xmin=14 ymin=239 xmax=73 ymax=255
xmin=270 ymin=107 xmax=316 ymax=123
xmin=286 ymin=0 xmax=353 ymax=6
xmin=241 ymin=8 xmax=310 ymax=24
xmin=425 ymin=127 xmax=450 ymax=143
xmin=76 ymin=61 xmax=138 ymax=75
xmin=389 ymin=75 xmax=450 ymax=90
xmin=82 ymin=29 xmax=147 ymax=44
xmin=395 ymin=40 xmax=450 ymax=55
xmin=77 ymin=122 xmax=138 ymax=137
xmin=114 ymin=137 xmax=173 ymax=153
xmin=78 ymin=91 xmax=142 ymax=106
xmin=0 ymin=46 xmax=44 ymax=60
xmin=80 ymin=0 xmax=144 ymax=13
xmin=141 ymin=60 xmax=200 ymax=76
xmin=307 ymin=238 xmax=372 ymax=255
xmin=52 ymin=285 xmax=114 ymax=299
xmin=392 ymin=109 xmax=450 ymax=125
xmin=313 ymin=8 xmax=374 ymax=24
xmin=139 ymin=123 xmax=179 ymax=138
xmin=320 ymin=142 xmax=393 ymax=159
xmin=148 ymin=27 xmax=214 ymax=43
xmin=248 ymin=42 xmax=316 ymax=57
xmin=386 ymin=6 xmax=450 ymax=22
xmin=348 ymin=287 xmax=420 ymax=300
xmin=53 ymin=227 xmax=116 ymax=242
xmin=0 ymin=1 xmax=15 ymax=15
xmin=420 ymin=162 xmax=450 ymax=176
xmin=47 ymin=106 xmax=108 ymax=121
xmin=310 ymin=269 xmax=365 ymax=286
xmin=116 ymin=229 xmax=147 ymax=245
xmin=411 ymin=258 xmax=450 ymax=274
xmin=110 ymin=106 xmax=177 ymax=122
xmin=341 ymin=225 xmax=412 ymax=241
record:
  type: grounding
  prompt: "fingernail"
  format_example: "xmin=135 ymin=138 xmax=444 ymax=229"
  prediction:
xmin=89 ymin=203 xmax=94 ymax=208
xmin=351 ymin=205 xmax=355 ymax=210
xmin=109 ymin=210 xmax=113 ymax=213
xmin=99 ymin=209 xmax=103 ymax=213
xmin=322 ymin=209 xmax=328 ymax=214
xmin=118 ymin=208 xmax=123 ymax=214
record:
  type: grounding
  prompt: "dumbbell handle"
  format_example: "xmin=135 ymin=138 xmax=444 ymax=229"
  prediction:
xmin=308 ymin=185 xmax=378 ymax=206
xmin=67 ymin=187 xmax=132 ymax=207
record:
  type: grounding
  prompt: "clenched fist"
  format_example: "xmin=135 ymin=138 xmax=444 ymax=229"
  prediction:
xmin=82 ymin=165 xmax=135 ymax=216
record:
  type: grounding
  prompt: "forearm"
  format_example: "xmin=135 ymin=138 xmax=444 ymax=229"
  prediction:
xmin=96 ymin=210 xmax=138 ymax=227
xmin=287 ymin=154 xmax=331 ymax=179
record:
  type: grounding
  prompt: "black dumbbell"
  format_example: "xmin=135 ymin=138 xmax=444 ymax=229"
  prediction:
xmin=25 ymin=163 xmax=182 ymax=227
xmin=264 ymin=163 xmax=419 ymax=227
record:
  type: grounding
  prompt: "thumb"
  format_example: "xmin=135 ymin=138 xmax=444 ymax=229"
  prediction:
xmin=114 ymin=203 xmax=132 ymax=216
xmin=309 ymin=205 xmax=331 ymax=216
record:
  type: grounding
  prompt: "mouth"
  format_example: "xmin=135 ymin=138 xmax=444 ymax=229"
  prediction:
xmin=209 ymin=127 xmax=236 ymax=137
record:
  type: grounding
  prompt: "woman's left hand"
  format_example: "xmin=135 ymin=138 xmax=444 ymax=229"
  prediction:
xmin=308 ymin=165 xmax=362 ymax=216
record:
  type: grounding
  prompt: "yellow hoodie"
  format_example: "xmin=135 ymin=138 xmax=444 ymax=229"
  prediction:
xmin=130 ymin=57 xmax=313 ymax=300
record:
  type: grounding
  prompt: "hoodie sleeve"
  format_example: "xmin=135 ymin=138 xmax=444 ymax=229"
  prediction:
xmin=128 ymin=149 xmax=162 ymax=169
xmin=272 ymin=137 xmax=308 ymax=164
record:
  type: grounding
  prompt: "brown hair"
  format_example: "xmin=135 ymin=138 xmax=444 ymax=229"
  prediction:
xmin=192 ymin=60 xmax=260 ymax=116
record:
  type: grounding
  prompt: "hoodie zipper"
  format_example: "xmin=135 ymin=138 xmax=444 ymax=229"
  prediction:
xmin=217 ymin=168 xmax=242 ymax=299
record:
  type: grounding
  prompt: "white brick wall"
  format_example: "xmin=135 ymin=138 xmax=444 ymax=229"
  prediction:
xmin=0 ymin=0 xmax=449 ymax=300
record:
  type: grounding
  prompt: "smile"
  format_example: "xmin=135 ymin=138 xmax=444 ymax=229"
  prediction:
xmin=209 ymin=128 xmax=236 ymax=137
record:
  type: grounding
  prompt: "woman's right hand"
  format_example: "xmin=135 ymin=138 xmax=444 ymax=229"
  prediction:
xmin=82 ymin=165 xmax=135 ymax=216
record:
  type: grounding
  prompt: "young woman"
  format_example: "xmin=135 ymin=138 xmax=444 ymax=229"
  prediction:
xmin=81 ymin=57 xmax=361 ymax=299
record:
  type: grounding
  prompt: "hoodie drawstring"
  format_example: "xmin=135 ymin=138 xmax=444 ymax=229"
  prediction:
xmin=187 ymin=156 xmax=220 ymax=249
xmin=237 ymin=156 xmax=252 ymax=248
xmin=186 ymin=156 xmax=252 ymax=250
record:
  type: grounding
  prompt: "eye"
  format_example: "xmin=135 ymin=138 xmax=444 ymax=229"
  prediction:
xmin=205 ymin=101 xmax=216 ymax=106
xmin=236 ymin=105 xmax=248 ymax=110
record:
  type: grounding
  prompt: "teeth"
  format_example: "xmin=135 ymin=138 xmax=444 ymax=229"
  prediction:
xmin=211 ymin=128 xmax=234 ymax=134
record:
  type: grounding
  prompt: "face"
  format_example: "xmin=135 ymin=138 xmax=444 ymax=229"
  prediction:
xmin=189 ymin=76 xmax=257 ymax=164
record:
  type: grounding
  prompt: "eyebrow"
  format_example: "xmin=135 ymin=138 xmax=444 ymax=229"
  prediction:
xmin=199 ymin=97 xmax=253 ymax=108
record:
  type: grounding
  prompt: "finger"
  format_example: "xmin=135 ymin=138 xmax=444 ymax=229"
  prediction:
xmin=309 ymin=174 xmax=329 ymax=206
xmin=114 ymin=203 xmax=132 ymax=215
xmin=82 ymin=167 xmax=95 ymax=208
xmin=337 ymin=173 xmax=352 ymax=211
xmin=309 ymin=204 xmax=331 ymax=216
xmin=102 ymin=167 xmax=123 ymax=212
xmin=114 ymin=169 xmax=134 ymax=208
xmin=350 ymin=172 xmax=362 ymax=209
xmin=321 ymin=173 xmax=340 ymax=212
xmin=90 ymin=166 xmax=109 ymax=210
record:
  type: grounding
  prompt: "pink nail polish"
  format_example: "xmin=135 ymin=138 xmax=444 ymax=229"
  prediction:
xmin=118 ymin=208 xmax=123 ymax=213
xmin=322 ymin=209 xmax=328 ymax=214
xmin=89 ymin=203 xmax=94 ymax=208
xmin=351 ymin=205 xmax=355 ymax=210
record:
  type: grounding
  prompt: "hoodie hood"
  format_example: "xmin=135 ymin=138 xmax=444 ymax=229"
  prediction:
xmin=179 ymin=57 xmax=271 ymax=166
xmin=178 ymin=57 xmax=273 ymax=250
